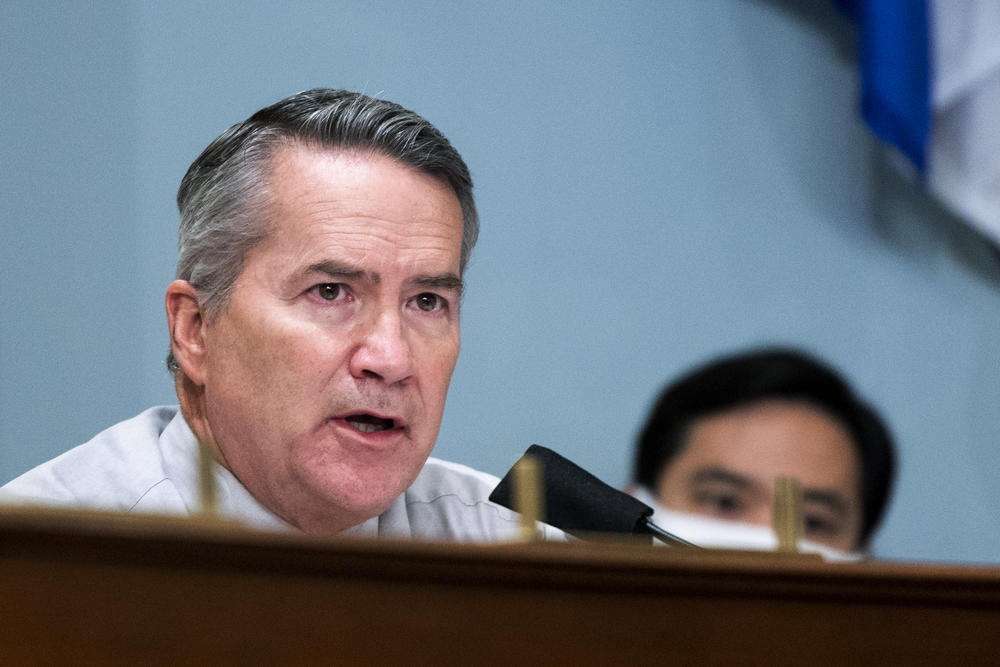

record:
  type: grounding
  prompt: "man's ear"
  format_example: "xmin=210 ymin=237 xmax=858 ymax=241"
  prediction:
xmin=165 ymin=280 xmax=208 ymax=386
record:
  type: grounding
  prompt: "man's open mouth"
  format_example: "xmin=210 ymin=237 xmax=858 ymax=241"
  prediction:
xmin=345 ymin=414 xmax=396 ymax=433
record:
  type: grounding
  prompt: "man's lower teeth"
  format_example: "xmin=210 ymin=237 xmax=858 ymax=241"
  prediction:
xmin=351 ymin=422 xmax=382 ymax=433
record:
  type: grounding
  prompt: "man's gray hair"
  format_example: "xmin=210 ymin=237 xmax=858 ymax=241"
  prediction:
xmin=166 ymin=88 xmax=478 ymax=373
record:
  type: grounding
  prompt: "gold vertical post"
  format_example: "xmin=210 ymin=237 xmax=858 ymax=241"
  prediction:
xmin=773 ymin=476 xmax=801 ymax=553
xmin=197 ymin=440 xmax=218 ymax=518
xmin=512 ymin=455 xmax=544 ymax=542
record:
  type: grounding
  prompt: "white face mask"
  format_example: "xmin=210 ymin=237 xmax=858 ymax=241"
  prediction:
xmin=629 ymin=487 xmax=865 ymax=563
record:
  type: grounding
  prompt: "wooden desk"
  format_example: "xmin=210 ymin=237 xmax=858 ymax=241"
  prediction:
xmin=1 ymin=509 xmax=998 ymax=665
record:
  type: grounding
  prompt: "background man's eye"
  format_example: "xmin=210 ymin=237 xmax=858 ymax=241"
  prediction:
xmin=694 ymin=491 xmax=744 ymax=516
xmin=710 ymin=495 xmax=742 ymax=514
xmin=804 ymin=515 xmax=837 ymax=536
xmin=317 ymin=284 xmax=342 ymax=300
xmin=415 ymin=293 xmax=440 ymax=311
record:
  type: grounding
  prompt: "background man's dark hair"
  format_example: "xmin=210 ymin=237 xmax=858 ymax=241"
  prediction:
xmin=632 ymin=347 xmax=896 ymax=546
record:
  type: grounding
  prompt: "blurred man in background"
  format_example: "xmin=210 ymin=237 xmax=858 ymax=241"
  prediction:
xmin=631 ymin=348 xmax=896 ymax=557
xmin=3 ymin=88 xmax=559 ymax=541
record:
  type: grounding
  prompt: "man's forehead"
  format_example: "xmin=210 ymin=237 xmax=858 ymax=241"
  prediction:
xmin=266 ymin=143 xmax=459 ymax=221
xmin=250 ymin=146 xmax=464 ymax=286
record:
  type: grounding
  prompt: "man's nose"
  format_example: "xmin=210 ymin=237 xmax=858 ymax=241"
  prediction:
xmin=348 ymin=307 xmax=414 ymax=385
xmin=748 ymin=504 xmax=776 ymax=532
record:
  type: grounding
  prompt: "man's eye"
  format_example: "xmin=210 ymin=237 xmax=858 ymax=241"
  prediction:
xmin=695 ymin=492 xmax=744 ymax=517
xmin=803 ymin=514 xmax=839 ymax=537
xmin=314 ymin=283 xmax=345 ymax=301
xmin=413 ymin=293 xmax=444 ymax=312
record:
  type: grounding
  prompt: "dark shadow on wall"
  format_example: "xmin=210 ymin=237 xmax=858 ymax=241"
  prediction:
xmin=869 ymin=156 xmax=1000 ymax=290
xmin=757 ymin=0 xmax=855 ymax=59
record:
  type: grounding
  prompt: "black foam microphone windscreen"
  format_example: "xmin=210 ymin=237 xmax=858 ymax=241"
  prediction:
xmin=489 ymin=444 xmax=655 ymax=539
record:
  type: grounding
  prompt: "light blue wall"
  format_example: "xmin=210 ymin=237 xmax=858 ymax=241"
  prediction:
xmin=3 ymin=1 xmax=999 ymax=563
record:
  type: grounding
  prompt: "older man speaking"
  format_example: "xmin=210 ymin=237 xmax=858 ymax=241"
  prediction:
xmin=3 ymin=89 xmax=540 ymax=541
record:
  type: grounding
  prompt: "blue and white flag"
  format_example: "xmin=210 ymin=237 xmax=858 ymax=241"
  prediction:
xmin=838 ymin=0 xmax=1000 ymax=244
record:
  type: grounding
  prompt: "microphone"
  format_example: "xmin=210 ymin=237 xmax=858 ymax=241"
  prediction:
xmin=489 ymin=445 xmax=696 ymax=547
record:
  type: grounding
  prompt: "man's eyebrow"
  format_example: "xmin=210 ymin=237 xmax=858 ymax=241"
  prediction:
xmin=300 ymin=262 xmax=461 ymax=293
xmin=802 ymin=488 xmax=849 ymax=517
xmin=690 ymin=467 xmax=753 ymax=490
xmin=304 ymin=260 xmax=376 ymax=283
xmin=692 ymin=469 xmax=851 ymax=517
xmin=413 ymin=273 xmax=464 ymax=294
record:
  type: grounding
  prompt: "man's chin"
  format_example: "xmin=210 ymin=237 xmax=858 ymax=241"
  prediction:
xmin=283 ymin=446 xmax=432 ymax=532
xmin=287 ymin=478 xmax=407 ymax=534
